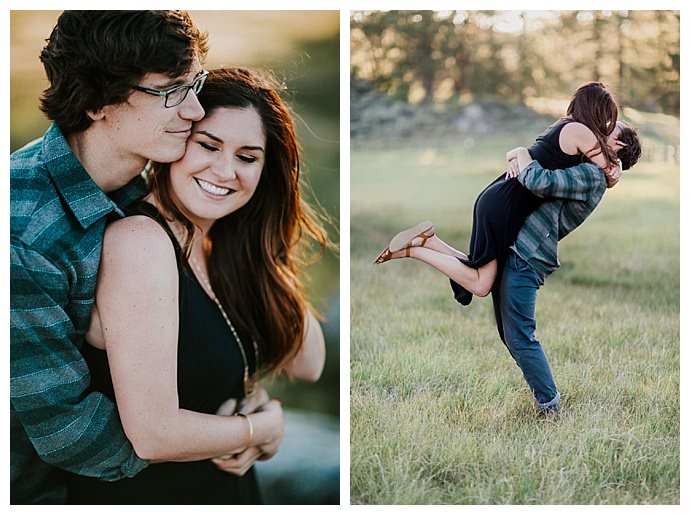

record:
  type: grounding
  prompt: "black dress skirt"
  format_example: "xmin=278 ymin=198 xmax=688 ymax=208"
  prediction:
xmin=65 ymin=202 xmax=262 ymax=504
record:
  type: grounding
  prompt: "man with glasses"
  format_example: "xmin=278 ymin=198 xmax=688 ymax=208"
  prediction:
xmin=10 ymin=11 xmax=208 ymax=504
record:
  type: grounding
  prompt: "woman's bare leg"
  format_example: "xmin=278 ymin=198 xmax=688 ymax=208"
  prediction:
xmin=378 ymin=224 xmax=496 ymax=296
xmin=406 ymin=246 xmax=497 ymax=297
xmin=422 ymin=234 xmax=468 ymax=260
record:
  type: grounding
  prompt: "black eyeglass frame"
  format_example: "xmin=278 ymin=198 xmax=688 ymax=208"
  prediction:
xmin=131 ymin=70 xmax=209 ymax=108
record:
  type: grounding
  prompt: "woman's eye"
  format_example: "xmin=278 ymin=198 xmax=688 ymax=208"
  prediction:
xmin=237 ymin=154 xmax=257 ymax=164
xmin=199 ymin=142 xmax=219 ymax=152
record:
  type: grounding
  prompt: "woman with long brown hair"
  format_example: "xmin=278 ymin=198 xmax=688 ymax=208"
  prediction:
xmin=65 ymin=67 xmax=330 ymax=504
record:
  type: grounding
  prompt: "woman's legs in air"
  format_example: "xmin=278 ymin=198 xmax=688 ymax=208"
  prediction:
xmin=375 ymin=223 xmax=497 ymax=297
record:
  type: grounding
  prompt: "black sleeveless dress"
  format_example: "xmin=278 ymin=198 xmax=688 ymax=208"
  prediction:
xmin=450 ymin=120 xmax=584 ymax=305
xmin=65 ymin=202 xmax=262 ymax=504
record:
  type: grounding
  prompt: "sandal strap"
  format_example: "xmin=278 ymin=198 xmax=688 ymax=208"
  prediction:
xmin=404 ymin=229 xmax=434 ymax=256
xmin=418 ymin=231 xmax=433 ymax=247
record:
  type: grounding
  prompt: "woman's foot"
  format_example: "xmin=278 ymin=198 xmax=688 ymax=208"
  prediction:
xmin=374 ymin=221 xmax=435 ymax=264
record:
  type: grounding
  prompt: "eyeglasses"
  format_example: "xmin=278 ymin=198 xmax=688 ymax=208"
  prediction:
xmin=131 ymin=70 xmax=209 ymax=108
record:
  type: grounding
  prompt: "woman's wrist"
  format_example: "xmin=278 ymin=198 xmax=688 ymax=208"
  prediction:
xmin=235 ymin=413 xmax=254 ymax=451
xmin=249 ymin=401 xmax=284 ymax=447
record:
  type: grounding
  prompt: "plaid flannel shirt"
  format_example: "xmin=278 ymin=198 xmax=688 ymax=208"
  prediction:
xmin=10 ymin=123 xmax=149 ymax=504
xmin=512 ymin=159 xmax=607 ymax=280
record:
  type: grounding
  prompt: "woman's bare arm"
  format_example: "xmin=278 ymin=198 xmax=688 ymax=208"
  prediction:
xmin=505 ymin=147 xmax=533 ymax=178
xmin=281 ymin=309 xmax=326 ymax=382
xmin=94 ymin=216 xmax=284 ymax=462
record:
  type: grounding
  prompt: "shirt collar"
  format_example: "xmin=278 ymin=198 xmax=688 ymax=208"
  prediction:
xmin=42 ymin=124 xmax=145 ymax=229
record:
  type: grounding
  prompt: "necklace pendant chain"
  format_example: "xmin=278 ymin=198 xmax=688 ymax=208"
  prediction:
xmin=190 ymin=256 xmax=259 ymax=398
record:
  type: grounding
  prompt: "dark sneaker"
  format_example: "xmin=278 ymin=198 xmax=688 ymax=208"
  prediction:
xmin=537 ymin=404 xmax=563 ymax=420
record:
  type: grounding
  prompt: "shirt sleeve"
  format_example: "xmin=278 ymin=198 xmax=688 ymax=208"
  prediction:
xmin=518 ymin=160 xmax=604 ymax=201
xmin=10 ymin=240 xmax=148 ymax=480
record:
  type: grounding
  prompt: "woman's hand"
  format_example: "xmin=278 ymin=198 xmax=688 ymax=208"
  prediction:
xmin=253 ymin=399 xmax=285 ymax=461
xmin=505 ymin=147 xmax=521 ymax=162
xmin=505 ymin=158 xmax=521 ymax=179
xmin=212 ymin=396 xmax=285 ymax=475
xmin=604 ymin=159 xmax=623 ymax=188
xmin=505 ymin=147 xmax=530 ymax=179
xmin=211 ymin=446 xmax=263 ymax=476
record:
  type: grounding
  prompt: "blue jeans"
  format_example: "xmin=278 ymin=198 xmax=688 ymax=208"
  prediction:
xmin=491 ymin=250 xmax=560 ymax=409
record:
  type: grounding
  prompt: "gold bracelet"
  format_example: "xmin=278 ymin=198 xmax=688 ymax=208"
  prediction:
xmin=236 ymin=413 xmax=254 ymax=449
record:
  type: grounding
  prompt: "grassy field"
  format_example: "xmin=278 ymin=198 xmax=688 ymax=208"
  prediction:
xmin=350 ymin=125 xmax=680 ymax=504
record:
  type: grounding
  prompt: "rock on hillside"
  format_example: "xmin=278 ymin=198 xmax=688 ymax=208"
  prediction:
xmin=351 ymin=75 xmax=553 ymax=143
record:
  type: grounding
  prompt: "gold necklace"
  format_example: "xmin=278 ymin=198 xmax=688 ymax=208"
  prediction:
xmin=190 ymin=256 xmax=259 ymax=397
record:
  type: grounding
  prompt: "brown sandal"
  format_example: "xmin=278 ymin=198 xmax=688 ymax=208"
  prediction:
xmin=374 ymin=221 xmax=435 ymax=264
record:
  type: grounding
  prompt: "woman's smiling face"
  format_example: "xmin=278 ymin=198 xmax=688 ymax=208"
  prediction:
xmin=169 ymin=106 xmax=266 ymax=232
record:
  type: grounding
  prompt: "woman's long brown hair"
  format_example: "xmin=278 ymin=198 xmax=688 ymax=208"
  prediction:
xmin=149 ymin=67 xmax=328 ymax=377
xmin=565 ymin=81 xmax=619 ymax=168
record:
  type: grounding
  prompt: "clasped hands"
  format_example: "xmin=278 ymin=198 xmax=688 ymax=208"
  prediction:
xmin=212 ymin=387 xmax=284 ymax=476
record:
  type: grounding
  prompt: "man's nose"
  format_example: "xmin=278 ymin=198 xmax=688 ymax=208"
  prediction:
xmin=178 ymin=89 xmax=205 ymax=121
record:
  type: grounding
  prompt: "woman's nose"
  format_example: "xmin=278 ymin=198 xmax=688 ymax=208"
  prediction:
xmin=211 ymin=156 xmax=236 ymax=180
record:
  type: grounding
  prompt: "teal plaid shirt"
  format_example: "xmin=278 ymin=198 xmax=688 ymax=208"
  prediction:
xmin=513 ymin=159 xmax=607 ymax=280
xmin=10 ymin=123 xmax=149 ymax=504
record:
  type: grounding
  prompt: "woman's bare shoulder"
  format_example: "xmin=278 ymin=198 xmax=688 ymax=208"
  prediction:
xmin=102 ymin=214 xmax=177 ymax=274
xmin=559 ymin=121 xmax=596 ymax=154
xmin=561 ymin=120 xmax=595 ymax=137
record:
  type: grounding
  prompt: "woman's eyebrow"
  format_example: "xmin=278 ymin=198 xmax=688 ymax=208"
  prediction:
xmin=196 ymin=130 xmax=223 ymax=143
xmin=196 ymin=131 xmax=264 ymax=152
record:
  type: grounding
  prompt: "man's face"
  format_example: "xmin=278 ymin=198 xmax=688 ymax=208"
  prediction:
xmin=606 ymin=122 xmax=626 ymax=152
xmin=99 ymin=64 xmax=206 ymax=166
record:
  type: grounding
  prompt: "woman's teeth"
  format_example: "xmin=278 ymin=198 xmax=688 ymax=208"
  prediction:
xmin=196 ymin=178 xmax=232 ymax=196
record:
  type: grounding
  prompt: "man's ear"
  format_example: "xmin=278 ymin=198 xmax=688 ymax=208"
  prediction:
xmin=615 ymin=139 xmax=628 ymax=147
xmin=86 ymin=108 xmax=106 ymax=121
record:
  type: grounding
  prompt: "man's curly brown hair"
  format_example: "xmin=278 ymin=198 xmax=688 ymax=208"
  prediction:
xmin=616 ymin=122 xmax=642 ymax=170
xmin=39 ymin=11 xmax=208 ymax=134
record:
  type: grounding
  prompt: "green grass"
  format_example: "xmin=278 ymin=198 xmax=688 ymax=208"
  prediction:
xmin=350 ymin=126 xmax=679 ymax=504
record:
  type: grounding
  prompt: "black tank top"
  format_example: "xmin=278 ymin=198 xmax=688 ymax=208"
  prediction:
xmin=527 ymin=119 xmax=584 ymax=170
xmin=81 ymin=201 xmax=258 ymax=411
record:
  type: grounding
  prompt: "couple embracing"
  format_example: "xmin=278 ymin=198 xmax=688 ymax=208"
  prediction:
xmin=11 ymin=11 xmax=330 ymax=504
xmin=376 ymin=81 xmax=641 ymax=417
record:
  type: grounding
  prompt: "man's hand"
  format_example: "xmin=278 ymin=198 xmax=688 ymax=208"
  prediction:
xmin=604 ymin=158 xmax=623 ymax=188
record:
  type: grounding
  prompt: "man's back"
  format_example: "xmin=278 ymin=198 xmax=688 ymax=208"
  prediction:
xmin=513 ymin=160 xmax=607 ymax=279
